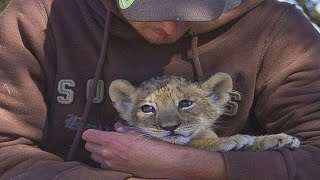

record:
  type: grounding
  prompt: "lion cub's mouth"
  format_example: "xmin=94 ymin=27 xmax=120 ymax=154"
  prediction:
xmin=167 ymin=132 xmax=187 ymax=137
xmin=159 ymin=130 xmax=201 ymax=145
xmin=138 ymin=126 xmax=201 ymax=145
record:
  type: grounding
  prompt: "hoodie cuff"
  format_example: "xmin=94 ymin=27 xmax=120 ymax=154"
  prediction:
xmin=222 ymin=151 xmax=288 ymax=180
xmin=54 ymin=165 xmax=133 ymax=180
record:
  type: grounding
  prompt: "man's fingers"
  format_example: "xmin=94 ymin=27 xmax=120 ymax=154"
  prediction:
xmin=86 ymin=142 xmax=113 ymax=167
xmin=82 ymin=129 xmax=104 ymax=144
xmin=90 ymin=153 xmax=112 ymax=170
xmin=85 ymin=142 xmax=103 ymax=155
xmin=82 ymin=129 xmax=118 ymax=145
xmin=91 ymin=154 xmax=105 ymax=165
xmin=100 ymin=163 xmax=111 ymax=170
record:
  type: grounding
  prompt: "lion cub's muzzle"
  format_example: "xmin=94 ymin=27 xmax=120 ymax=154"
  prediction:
xmin=159 ymin=122 xmax=181 ymax=133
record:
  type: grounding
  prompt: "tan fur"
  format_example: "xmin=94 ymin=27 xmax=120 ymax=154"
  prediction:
xmin=109 ymin=73 xmax=300 ymax=151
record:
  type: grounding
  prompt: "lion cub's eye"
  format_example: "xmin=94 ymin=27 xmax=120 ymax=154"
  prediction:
xmin=141 ymin=105 xmax=155 ymax=113
xmin=178 ymin=100 xmax=193 ymax=109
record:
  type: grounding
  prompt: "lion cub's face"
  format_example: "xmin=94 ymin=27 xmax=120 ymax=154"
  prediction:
xmin=109 ymin=73 xmax=232 ymax=145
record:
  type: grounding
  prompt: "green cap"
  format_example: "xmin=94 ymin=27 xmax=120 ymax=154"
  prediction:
xmin=117 ymin=0 xmax=243 ymax=22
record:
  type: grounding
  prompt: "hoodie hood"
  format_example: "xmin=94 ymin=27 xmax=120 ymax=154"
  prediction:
xmin=101 ymin=0 xmax=265 ymax=34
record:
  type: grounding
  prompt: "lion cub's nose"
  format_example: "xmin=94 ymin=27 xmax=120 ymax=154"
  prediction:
xmin=160 ymin=122 xmax=181 ymax=132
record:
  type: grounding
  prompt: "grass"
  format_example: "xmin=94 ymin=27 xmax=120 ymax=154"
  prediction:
xmin=0 ymin=0 xmax=11 ymax=13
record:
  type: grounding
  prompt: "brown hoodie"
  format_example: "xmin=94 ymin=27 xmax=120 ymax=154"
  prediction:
xmin=0 ymin=0 xmax=320 ymax=179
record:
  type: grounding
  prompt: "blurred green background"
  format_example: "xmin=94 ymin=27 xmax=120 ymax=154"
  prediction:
xmin=0 ymin=0 xmax=10 ymax=13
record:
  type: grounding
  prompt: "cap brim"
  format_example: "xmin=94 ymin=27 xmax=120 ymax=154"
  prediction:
xmin=117 ymin=0 xmax=227 ymax=22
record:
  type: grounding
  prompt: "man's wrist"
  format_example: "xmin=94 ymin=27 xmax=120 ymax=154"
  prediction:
xmin=172 ymin=147 xmax=227 ymax=180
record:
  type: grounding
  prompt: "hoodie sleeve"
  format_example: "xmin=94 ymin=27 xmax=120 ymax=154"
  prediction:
xmin=223 ymin=5 xmax=320 ymax=180
xmin=0 ymin=0 xmax=132 ymax=179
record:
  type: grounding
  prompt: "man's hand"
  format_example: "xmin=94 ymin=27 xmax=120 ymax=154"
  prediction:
xmin=82 ymin=123 xmax=227 ymax=179
xmin=82 ymin=128 xmax=178 ymax=178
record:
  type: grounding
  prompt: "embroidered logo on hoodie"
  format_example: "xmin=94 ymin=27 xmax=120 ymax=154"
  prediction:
xmin=65 ymin=114 xmax=103 ymax=131
xmin=119 ymin=0 xmax=135 ymax=9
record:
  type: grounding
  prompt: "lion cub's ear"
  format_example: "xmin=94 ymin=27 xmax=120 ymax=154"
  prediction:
xmin=201 ymin=73 xmax=233 ymax=105
xmin=109 ymin=80 xmax=136 ymax=113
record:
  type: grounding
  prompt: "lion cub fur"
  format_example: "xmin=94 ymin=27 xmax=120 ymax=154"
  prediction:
xmin=109 ymin=73 xmax=300 ymax=152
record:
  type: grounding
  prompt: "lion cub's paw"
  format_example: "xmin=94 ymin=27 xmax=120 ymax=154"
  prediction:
xmin=256 ymin=133 xmax=300 ymax=151
xmin=219 ymin=135 xmax=255 ymax=151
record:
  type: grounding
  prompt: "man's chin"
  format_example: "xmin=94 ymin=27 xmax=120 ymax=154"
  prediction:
xmin=143 ymin=36 xmax=181 ymax=45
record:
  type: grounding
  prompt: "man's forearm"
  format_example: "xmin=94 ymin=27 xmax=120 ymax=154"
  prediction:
xmin=168 ymin=147 xmax=227 ymax=180
xmin=83 ymin=129 xmax=227 ymax=179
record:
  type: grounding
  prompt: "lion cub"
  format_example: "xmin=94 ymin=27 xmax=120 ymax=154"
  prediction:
xmin=109 ymin=73 xmax=300 ymax=152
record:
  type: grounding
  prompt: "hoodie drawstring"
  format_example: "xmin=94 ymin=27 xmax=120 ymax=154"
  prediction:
xmin=191 ymin=36 xmax=204 ymax=81
xmin=66 ymin=14 xmax=204 ymax=160
xmin=67 ymin=11 xmax=113 ymax=161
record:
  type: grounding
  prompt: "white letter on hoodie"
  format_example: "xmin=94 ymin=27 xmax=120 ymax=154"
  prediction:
xmin=86 ymin=79 xmax=105 ymax=103
xmin=57 ymin=80 xmax=76 ymax=104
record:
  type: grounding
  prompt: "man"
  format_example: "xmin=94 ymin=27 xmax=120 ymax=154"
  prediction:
xmin=0 ymin=0 xmax=319 ymax=179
